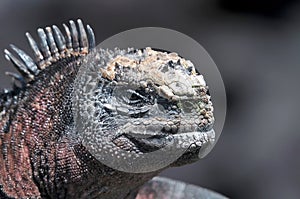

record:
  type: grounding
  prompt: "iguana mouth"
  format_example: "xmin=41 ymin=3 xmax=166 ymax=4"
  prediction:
xmin=113 ymin=128 xmax=215 ymax=154
xmin=120 ymin=133 xmax=168 ymax=153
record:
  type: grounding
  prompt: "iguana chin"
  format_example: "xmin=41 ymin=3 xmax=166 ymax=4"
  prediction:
xmin=0 ymin=19 xmax=215 ymax=199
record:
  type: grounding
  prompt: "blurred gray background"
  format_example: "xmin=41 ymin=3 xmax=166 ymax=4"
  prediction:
xmin=0 ymin=0 xmax=299 ymax=198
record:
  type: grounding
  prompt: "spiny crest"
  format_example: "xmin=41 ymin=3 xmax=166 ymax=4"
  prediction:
xmin=3 ymin=19 xmax=96 ymax=87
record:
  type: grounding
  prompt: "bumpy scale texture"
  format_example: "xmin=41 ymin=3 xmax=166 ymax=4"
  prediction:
xmin=0 ymin=19 xmax=214 ymax=199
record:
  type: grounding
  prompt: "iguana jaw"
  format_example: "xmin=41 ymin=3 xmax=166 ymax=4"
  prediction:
xmin=171 ymin=128 xmax=215 ymax=165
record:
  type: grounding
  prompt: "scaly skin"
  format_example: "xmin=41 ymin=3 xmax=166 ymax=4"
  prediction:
xmin=0 ymin=19 xmax=214 ymax=199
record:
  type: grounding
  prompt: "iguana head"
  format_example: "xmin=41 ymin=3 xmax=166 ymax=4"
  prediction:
xmin=73 ymin=46 xmax=215 ymax=172
xmin=1 ymin=19 xmax=216 ymax=198
xmin=2 ymin=18 xmax=215 ymax=174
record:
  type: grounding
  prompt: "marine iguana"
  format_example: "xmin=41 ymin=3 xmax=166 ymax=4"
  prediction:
xmin=0 ymin=19 xmax=215 ymax=199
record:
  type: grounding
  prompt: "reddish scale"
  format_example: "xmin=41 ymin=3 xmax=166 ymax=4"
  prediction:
xmin=0 ymin=56 xmax=82 ymax=198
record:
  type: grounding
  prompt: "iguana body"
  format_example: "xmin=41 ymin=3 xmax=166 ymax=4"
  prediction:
xmin=0 ymin=19 xmax=215 ymax=199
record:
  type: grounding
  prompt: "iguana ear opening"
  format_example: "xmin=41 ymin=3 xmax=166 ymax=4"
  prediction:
xmin=4 ymin=19 xmax=95 ymax=83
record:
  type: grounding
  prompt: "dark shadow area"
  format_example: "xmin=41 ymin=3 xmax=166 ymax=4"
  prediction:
xmin=219 ymin=0 xmax=299 ymax=17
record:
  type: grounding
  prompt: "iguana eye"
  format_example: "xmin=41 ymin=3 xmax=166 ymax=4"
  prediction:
xmin=121 ymin=88 xmax=153 ymax=106
xmin=127 ymin=89 xmax=145 ymax=104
